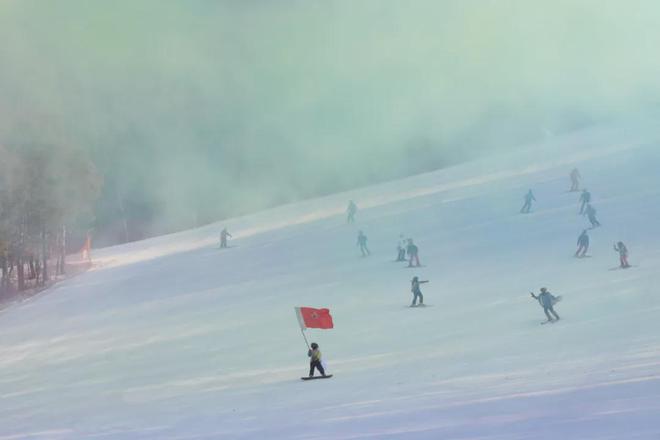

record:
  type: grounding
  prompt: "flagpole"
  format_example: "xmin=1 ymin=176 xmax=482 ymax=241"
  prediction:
xmin=295 ymin=307 xmax=311 ymax=349
xmin=300 ymin=328 xmax=310 ymax=349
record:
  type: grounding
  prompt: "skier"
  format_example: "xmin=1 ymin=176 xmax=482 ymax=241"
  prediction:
xmin=579 ymin=189 xmax=591 ymax=214
xmin=584 ymin=204 xmax=601 ymax=228
xmin=530 ymin=287 xmax=560 ymax=323
xmin=410 ymin=276 xmax=429 ymax=306
xmin=575 ymin=230 xmax=589 ymax=258
xmin=220 ymin=228 xmax=232 ymax=248
xmin=613 ymin=241 xmax=630 ymax=268
xmin=406 ymin=238 xmax=421 ymax=267
xmin=520 ymin=189 xmax=536 ymax=214
xmin=346 ymin=200 xmax=357 ymax=224
xmin=357 ymin=230 xmax=370 ymax=256
xmin=396 ymin=234 xmax=407 ymax=261
xmin=569 ymin=168 xmax=581 ymax=192
xmin=307 ymin=342 xmax=327 ymax=377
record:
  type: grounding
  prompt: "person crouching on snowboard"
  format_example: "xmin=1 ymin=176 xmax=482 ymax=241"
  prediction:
xmin=411 ymin=276 xmax=429 ymax=306
xmin=530 ymin=287 xmax=560 ymax=323
xmin=308 ymin=343 xmax=326 ymax=377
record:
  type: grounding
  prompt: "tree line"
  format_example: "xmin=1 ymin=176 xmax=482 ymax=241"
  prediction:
xmin=0 ymin=145 xmax=101 ymax=298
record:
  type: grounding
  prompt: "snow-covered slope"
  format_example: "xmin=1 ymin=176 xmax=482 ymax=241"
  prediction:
xmin=2 ymin=123 xmax=660 ymax=439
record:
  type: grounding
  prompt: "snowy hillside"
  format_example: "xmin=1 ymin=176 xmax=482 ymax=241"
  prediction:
xmin=2 ymin=122 xmax=660 ymax=439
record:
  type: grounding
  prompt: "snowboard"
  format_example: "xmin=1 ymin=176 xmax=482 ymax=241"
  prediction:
xmin=407 ymin=304 xmax=431 ymax=308
xmin=301 ymin=375 xmax=333 ymax=381
xmin=608 ymin=265 xmax=635 ymax=271
xmin=541 ymin=320 xmax=559 ymax=325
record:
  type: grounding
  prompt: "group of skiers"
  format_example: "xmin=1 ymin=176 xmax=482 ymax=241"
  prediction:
xmin=350 ymin=206 xmax=422 ymax=268
xmin=528 ymin=169 xmax=635 ymax=323
xmin=520 ymin=169 xmax=629 ymax=271
xmin=397 ymin=236 xmax=421 ymax=267
xmin=218 ymin=169 xmax=637 ymax=376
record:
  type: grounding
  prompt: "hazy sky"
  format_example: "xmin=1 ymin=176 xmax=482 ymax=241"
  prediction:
xmin=1 ymin=1 xmax=660 ymax=238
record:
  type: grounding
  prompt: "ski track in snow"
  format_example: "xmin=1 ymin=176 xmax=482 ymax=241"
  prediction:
xmin=1 ymin=123 xmax=660 ymax=439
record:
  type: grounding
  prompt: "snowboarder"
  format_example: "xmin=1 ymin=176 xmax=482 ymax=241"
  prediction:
xmin=406 ymin=238 xmax=421 ymax=267
xmin=357 ymin=230 xmax=370 ymax=256
xmin=569 ymin=168 xmax=581 ymax=192
xmin=584 ymin=204 xmax=601 ymax=228
xmin=575 ymin=230 xmax=589 ymax=258
xmin=410 ymin=276 xmax=429 ymax=306
xmin=530 ymin=287 xmax=560 ymax=323
xmin=346 ymin=200 xmax=357 ymax=224
xmin=520 ymin=189 xmax=536 ymax=214
xmin=220 ymin=228 xmax=232 ymax=248
xmin=307 ymin=342 xmax=327 ymax=377
xmin=396 ymin=234 xmax=407 ymax=261
xmin=613 ymin=241 xmax=630 ymax=268
xmin=579 ymin=189 xmax=591 ymax=214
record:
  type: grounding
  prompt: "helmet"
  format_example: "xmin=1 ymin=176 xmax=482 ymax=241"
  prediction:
xmin=412 ymin=276 xmax=419 ymax=282
xmin=540 ymin=287 xmax=547 ymax=292
xmin=311 ymin=342 xmax=319 ymax=349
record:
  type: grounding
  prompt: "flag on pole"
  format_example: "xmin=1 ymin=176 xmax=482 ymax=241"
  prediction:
xmin=295 ymin=307 xmax=334 ymax=330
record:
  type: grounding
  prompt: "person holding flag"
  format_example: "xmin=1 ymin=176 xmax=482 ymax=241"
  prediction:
xmin=295 ymin=306 xmax=334 ymax=380
xmin=307 ymin=343 xmax=326 ymax=378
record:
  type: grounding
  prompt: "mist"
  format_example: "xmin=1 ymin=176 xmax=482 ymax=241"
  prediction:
xmin=2 ymin=0 xmax=660 ymax=243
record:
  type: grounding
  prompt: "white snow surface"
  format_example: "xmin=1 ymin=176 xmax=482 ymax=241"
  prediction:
xmin=2 ymin=123 xmax=660 ymax=439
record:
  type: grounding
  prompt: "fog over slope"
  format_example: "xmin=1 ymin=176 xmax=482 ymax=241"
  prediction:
xmin=1 ymin=1 xmax=660 ymax=240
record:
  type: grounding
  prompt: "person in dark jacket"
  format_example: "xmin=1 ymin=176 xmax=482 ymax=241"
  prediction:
xmin=575 ymin=230 xmax=589 ymax=258
xmin=410 ymin=276 xmax=429 ymax=306
xmin=579 ymin=189 xmax=591 ymax=214
xmin=406 ymin=239 xmax=421 ymax=267
xmin=613 ymin=241 xmax=630 ymax=268
xmin=220 ymin=228 xmax=232 ymax=248
xmin=307 ymin=342 xmax=326 ymax=377
xmin=584 ymin=204 xmax=601 ymax=228
xmin=357 ymin=230 xmax=370 ymax=256
xmin=530 ymin=287 xmax=560 ymax=322
xmin=520 ymin=189 xmax=536 ymax=214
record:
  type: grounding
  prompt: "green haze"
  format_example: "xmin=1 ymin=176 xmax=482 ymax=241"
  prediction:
xmin=1 ymin=0 xmax=660 ymax=242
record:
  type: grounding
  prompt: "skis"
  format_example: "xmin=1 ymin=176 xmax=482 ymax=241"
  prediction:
xmin=541 ymin=320 xmax=558 ymax=325
xmin=301 ymin=375 xmax=333 ymax=381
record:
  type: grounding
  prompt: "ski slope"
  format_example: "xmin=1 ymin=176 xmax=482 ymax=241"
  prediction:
xmin=2 ymin=123 xmax=660 ymax=439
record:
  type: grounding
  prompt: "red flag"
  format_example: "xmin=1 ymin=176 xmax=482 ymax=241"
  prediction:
xmin=295 ymin=307 xmax=334 ymax=330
